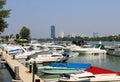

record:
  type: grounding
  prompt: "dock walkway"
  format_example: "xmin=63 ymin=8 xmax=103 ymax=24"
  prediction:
xmin=0 ymin=49 xmax=44 ymax=82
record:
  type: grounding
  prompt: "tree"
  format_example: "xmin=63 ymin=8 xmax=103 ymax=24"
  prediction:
xmin=9 ymin=34 xmax=14 ymax=39
xmin=0 ymin=0 xmax=11 ymax=32
xmin=5 ymin=35 xmax=9 ymax=41
xmin=16 ymin=34 xmax=19 ymax=39
xmin=20 ymin=26 xmax=30 ymax=40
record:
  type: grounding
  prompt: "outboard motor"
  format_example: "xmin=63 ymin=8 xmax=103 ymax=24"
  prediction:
xmin=26 ymin=56 xmax=30 ymax=61
xmin=62 ymin=53 xmax=69 ymax=58
xmin=60 ymin=73 xmax=70 ymax=79
xmin=61 ymin=53 xmax=70 ymax=63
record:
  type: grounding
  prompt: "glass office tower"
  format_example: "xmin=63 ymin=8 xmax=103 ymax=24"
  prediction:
xmin=51 ymin=25 xmax=55 ymax=38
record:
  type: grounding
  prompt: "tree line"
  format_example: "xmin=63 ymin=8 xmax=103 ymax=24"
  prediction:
xmin=0 ymin=1 xmax=30 ymax=43
xmin=1 ymin=1 xmax=120 ymax=43
xmin=54 ymin=35 xmax=120 ymax=41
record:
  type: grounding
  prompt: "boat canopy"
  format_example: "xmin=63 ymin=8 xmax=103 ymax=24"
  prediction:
xmin=51 ymin=62 xmax=91 ymax=70
xmin=93 ymin=44 xmax=105 ymax=50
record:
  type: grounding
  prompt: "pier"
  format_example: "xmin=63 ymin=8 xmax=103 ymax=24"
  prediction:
xmin=0 ymin=49 xmax=44 ymax=82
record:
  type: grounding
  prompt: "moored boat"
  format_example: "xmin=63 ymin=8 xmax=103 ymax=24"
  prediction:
xmin=107 ymin=44 xmax=120 ymax=56
xmin=71 ymin=43 xmax=107 ymax=55
xmin=59 ymin=66 xmax=120 ymax=82
xmin=27 ymin=53 xmax=69 ymax=64
xmin=38 ymin=62 xmax=91 ymax=75
xmin=38 ymin=66 xmax=82 ymax=74
xmin=50 ymin=62 xmax=91 ymax=70
xmin=59 ymin=73 xmax=120 ymax=82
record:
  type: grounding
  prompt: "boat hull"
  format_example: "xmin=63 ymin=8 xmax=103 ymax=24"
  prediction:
xmin=38 ymin=66 xmax=81 ymax=74
xmin=107 ymin=49 xmax=120 ymax=56
xmin=107 ymin=44 xmax=120 ymax=56
xmin=59 ymin=77 xmax=90 ymax=82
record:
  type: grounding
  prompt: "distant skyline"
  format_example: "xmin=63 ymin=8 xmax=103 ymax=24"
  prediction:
xmin=3 ymin=0 xmax=120 ymax=38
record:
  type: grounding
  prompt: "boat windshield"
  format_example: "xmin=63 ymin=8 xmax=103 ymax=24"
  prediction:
xmin=92 ymin=44 xmax=100 ymax=48
xmin=92 ymin=44 xmax=105 ymax=49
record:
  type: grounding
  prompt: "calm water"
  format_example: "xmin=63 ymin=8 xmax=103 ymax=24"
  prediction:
xmin=67 ymin=53 xmax=120 ymax=72
xmin=66 ymin=40 xmax=120 ymax=72
xmin=1 ymin=41 xmax=120 ymax=82
xmin=0 ymin=64 xmax=12 ymax=82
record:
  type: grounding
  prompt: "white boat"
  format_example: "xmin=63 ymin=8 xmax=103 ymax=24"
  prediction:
xmin=59 ymin=77 xmax=90 ymax=82
xmin=59 ymin=72 xmax=120 ymax=82
xmin=107 ymin=44 xmax=120 ymax=56
xmin=41 ymin=42 xmax=65 ymax=54
xmin=3 ymin=44 xmax=38 ymax=59
xmin=59 ymin=71 xmax=92 ymax=82
xmin=50 ymin=47 xmax=64 ymax=54
xmin=27 ymin=40 xmax=48 ymax=52
xmin=64 ymin=44 xmax=82 ymax=51
xmin=38 ymin=66 xmax=82 ymax=74
xmin=71 ymin=43 xmax=107 ymax=55
xmin=90 ymin=74 xmax=120 ymax=81
xmin=59 ymin=65 xmax=120 ymax=82
xmin=41 ymin=42 xmax=64 ymax=49
xmin=27 ymin=52 xmax=69 ymax=64
xmin=28 ymin=40 xmax=41 ymax=48
xmin=3 ymin=44 xmax=23 ymax=54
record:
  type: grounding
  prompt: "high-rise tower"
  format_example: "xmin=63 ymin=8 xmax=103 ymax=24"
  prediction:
xmin=50 ymin=25 xmax=55 ymax=38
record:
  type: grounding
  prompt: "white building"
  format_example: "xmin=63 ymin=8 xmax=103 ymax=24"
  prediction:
xmin=58 ymin=32 xmax=65 ymax=38
xmin=71 ymin=33 xmax=76 ymax=38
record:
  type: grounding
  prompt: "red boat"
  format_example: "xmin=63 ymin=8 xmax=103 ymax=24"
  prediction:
xmin=86 ymin=66 xmax=120 ymax=76
xmin=59 ymin=66 xmax=120 ymax=82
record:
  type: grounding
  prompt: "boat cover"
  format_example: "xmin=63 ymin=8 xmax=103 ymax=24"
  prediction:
xmin=50 ymin=62 xmax=91 ymax=70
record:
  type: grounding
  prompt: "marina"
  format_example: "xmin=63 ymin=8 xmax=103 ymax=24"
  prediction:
xmin=0 ymin=41 xmax=120 ymax=82
xmin=39 ymin=54 xmax=120 ymax=82
xmin=1 ymin=0 xmax=120 ymax=82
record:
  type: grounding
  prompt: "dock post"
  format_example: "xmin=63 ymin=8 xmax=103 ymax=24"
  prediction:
xmin=29 ymin=62 xmax=32 ymax=73
xmin=13 ymin=55 xmax=15 ymax=59
xmin=0 ymin=52 xmax=2 ymax=56
xmin=32 ymin=61 xmax=38 ymax=82
xmin=14 ymin=66 xmax=20 ymax=80
xmin=35 ymin=79 xmax=40 ymax=82
xmin=32 ymin=62 xmax=35 ymax=82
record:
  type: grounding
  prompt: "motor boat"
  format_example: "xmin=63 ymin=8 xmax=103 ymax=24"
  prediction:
xmin=59 ymin=65 xmax=120 ymax=82
xmin=59 ymin=73 xmax=120 ymax=82
xmin=38 ymin=66 xmax=82 ymax=74
xmin=27 ymin=52 xmax=69 ymax=64
xmin=50 ymin=62 xmax=91 ymax=70
xmin=107 ymin=44 xmax=120 ymax=56
xmin=71 ymin=43 xmax=107 ymax=55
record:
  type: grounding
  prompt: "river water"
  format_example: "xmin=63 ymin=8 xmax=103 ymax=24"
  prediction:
xmin=68 ymin=41 xmax=120 ymax=72
xmin=0 ymin=64 xmax=12 ymax=82
xmin=0 ymin=41 xmax=120 ymax=82
xmin=67 ymin=53 xmax=120 ymax=72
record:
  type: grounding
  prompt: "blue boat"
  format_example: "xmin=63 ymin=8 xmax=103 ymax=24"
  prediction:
xmin=50 ymin=62 xmax=91 ymax=70
xmin=38 ymin=66 xmax=81 ymax=74
xmin=38 ymin=62 xmax=91 ymax=74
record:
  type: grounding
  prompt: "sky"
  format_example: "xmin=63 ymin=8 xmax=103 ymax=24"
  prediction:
xmin=3 ymin=0 xmax=120 ymax=38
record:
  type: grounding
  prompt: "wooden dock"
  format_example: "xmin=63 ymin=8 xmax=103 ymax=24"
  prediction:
xmin=0 ymin=49 xmax=44 ymax=82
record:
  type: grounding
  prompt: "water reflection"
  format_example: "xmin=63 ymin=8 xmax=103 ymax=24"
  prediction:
xmin=0 ymin=64 xmax=12 ymax=82
xmin=67 ymin=52 xmax=120 ymax=72
xmin=105 ymin=55 xmax=120 ymax=71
